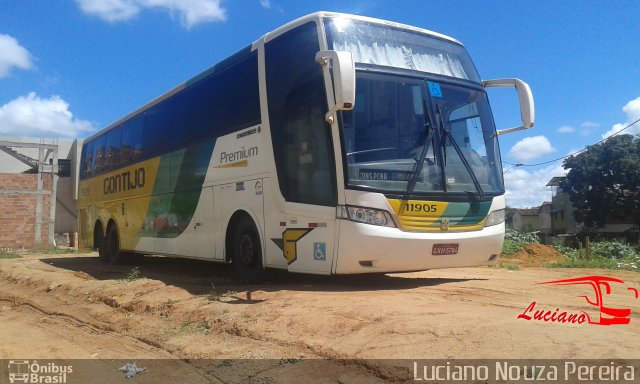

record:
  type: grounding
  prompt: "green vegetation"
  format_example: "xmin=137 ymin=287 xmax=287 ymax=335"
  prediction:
xmin=547 ymin=257 xmax=620 ymax=270
xmin=0 ymin=250 xmax=21 ymax=259
xmin=121 ymin=266 xmax=144 ymax=282
xmin=38 ymin=247 xmax=92 ymax=255
xmin=561 ymin=134 xmax=640 ymax=230
xmin=501 ymin=229 xmax=539 ymax=256
xmin=501 ymin=230 xmax=639 ymax=272
xmin=1 ymin=248 xmax=91 ymax=258
xmin=204 ymin=283 xmax=237 ymax=302
xmin=502 ymin=263 xmax=521 ymax=271
xmin=550 ymin=241 xmax=639 ymax=271
xmin=166 ymin=321 xmax=210 ymax=338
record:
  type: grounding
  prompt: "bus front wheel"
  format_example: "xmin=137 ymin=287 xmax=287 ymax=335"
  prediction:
xmin=230 ymin=216 xmax=264 ymax=283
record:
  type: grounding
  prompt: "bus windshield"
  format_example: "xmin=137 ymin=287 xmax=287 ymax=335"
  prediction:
xmin=325 ymin=18 xmax=481 ymax=82
xmin=340 ymin=71 xmax=504 ymax=197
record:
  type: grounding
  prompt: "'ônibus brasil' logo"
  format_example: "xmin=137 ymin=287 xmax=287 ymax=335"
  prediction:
xmin=7 ymin=360 xmax=73 ymax=383
xmin=517 ymin=275 xmax=639 ymax=326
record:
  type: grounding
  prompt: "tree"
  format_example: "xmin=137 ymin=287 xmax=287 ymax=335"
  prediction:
xmin=560 ymin=134 xmax=640 ymax=230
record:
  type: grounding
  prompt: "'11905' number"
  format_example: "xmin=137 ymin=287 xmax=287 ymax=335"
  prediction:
xmin=404 ymin=203 xmax=438 ymax=213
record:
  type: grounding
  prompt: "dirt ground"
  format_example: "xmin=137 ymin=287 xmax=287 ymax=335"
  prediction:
xmin=1 ymin=246 xmax=639 ymax=382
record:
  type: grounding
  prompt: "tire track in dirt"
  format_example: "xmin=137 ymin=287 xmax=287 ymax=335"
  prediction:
xmin=0 ymin=296 xmax=174 ymax=354
xmin=0 ymin=257 xmax=404 ymax=382
xmin=4 ymin=252 xmax=640 ymax=381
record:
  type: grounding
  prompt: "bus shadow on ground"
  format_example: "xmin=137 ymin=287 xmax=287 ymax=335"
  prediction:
xmin=41 ymin=254 xmax=486 ymax=296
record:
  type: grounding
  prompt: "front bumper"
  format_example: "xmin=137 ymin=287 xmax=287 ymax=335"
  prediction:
xmin=334 ymin=220 xmax=504 ymax=274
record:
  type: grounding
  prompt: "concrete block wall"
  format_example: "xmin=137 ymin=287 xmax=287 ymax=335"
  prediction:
xmin=0 ymin=173 xmax=52 ymax=249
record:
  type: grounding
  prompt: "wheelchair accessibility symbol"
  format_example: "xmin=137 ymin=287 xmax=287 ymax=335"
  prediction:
xmin=313 ymin=242 xmax=326 ymax=261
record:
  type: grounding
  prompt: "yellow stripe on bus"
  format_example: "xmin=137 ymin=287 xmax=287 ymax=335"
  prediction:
xmin=78 ymin=157 xmax=162 ymax=251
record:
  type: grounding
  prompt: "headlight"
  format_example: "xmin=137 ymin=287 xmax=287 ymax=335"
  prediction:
xmin=484 ymin=209 xmax=505 ymax=227
xmin=337 ymin=206 xmax=396 ymax=228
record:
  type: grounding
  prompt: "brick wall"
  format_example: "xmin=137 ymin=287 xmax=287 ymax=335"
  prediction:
xmin=0 ymin=173 xmax=52 ymax=249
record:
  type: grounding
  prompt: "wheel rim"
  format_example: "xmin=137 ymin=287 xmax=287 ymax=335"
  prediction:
xmin=238 ymin=232 xmax=254 ymax=265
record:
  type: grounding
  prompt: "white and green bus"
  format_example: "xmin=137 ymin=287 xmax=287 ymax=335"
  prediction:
xmin=78 ymin=12 xmax=534 ymax=281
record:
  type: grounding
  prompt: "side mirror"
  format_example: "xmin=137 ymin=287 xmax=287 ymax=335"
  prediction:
xmin=483 ymin=78 xmax=534 ymax=136
xmin=316 ymin=50 xmax=356 ymax=124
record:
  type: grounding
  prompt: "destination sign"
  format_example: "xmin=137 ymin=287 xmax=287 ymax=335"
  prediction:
xmin=358 ymin=169 xmax=412 ymax=182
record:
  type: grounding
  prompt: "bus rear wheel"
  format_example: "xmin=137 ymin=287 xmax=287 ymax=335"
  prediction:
xmin=95 ymin=223 xmax=108 ymax=262
xmin=106 ymin=224 xmax=126 ymax=265
xmin=230 ymin=216 xmax=264 ymax=283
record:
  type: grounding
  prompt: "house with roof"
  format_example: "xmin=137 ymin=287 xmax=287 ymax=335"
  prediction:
xmin=506 ymin=207 xmax=540 ymax=232
xmin=546 ymin=176 xmax=635 ymax=236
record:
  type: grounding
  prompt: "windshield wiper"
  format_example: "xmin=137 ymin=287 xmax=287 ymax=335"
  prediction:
xmin=402 ymin=99 xmax=436 ymax=201
xmin=435 ymin=103 xmax=485 ymax=199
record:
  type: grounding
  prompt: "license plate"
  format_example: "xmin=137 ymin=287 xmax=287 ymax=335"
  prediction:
xmin=432 ymin=243 xmax=459 ymax=255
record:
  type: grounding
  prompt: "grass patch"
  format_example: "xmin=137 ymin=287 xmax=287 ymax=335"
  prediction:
xmin=204 ymin=283 xmax=237 ymax=302
xmin=502 ymin=240 xmax=527 ymax=256
xmin=547 ymin=257 xmax=625 ymax=270
xmin=501 ymin=229 xmax=539 ymax=256
xmin=0 ymin=250 xmax=21 ymax=259
xmin=548 ymin=241 xmax=639 ymax=272
xmin=120 ymin=266 xmax=144 ymax=282
xmin=206 ymin=290 xmax=237 ymax=302
xmin=504 ymin=264 xmax=521 ymax=271
xmin=164 ymin=298 xmax=178 ymax=305
xmin=166 ymin=321 xmax=210 ymax=338
xmin=207 ymin=291 xmax=223 ymax=301
xmin=38 ymin=247 xmax=92 ymax=255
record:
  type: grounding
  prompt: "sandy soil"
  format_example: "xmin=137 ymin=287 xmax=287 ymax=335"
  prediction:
xmin=1 ymin=248 xmax=639 ymax=382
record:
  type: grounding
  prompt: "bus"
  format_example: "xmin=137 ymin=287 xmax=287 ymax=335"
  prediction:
xmin=78 ymin=12 xmax=534 ymax=281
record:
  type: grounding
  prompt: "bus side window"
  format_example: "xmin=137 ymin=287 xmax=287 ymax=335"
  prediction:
xmin=92 ymin=135 xmax=106 ymax=175
xmin=121 ymin=116 xmax=143 ymax=166
xmin=266 ymin=21 xmax=337 ymax=206
xmin=106 ymin=125 xmax=121 ymax=171
xmin=283 ymin=81 xmax=333 ymax=205
xmin=81 ymin=141 xmax=93 ymax=178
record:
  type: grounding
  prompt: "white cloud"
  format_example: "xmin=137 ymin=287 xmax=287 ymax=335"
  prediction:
xmin=75 ymin=0 xmax=139 ymax=23
xmin=508 ymin=135 xmax=557 ymax=162
xmin=0 ymin=92 xmax=93 ymax=138
xmin=601 ymin=96 xmax=640 ymax=138
xmin=259 ymin=0 xmax=272 ymax=9
xmin=557 ymin=125 xmax=575 ymax=134
xmin=0 ymin=34 xmax=33 ymax=78
xmin=579 ymin=121 xmax=599 ymax=136
xmin=504 ymin=163 xmax=566 ymax=208
xmin=75 ymin=0 xmax=226 ymax=28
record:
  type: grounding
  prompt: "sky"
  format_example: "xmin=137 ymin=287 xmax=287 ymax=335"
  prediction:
xmin=1 ymin=0 xmax=639 ymax=208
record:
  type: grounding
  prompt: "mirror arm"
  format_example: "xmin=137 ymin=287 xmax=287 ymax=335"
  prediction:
xmin=495 ymin=125 xmax=530 ymax=136
xmin=316 ymin=54 xmax=336 ymax=123
xmin=483 ymin=78 xmax=535 ymax=136
xmin=316 ymin=50 xmax=356 ymax=124
xmin=324 ymin=105 xmax=340 ymax=125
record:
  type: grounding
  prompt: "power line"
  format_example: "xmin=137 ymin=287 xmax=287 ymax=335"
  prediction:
xmin=503 ymin=116 xmax=640 ymax=167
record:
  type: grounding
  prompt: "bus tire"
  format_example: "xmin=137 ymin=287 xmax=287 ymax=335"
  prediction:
xmin=230 ymin=216 xmax=264 ymax=283
xmin=106 ymin=223 xmax=126 ymax=265
xmin=95 ymin=222 xmax=108 ymax=262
